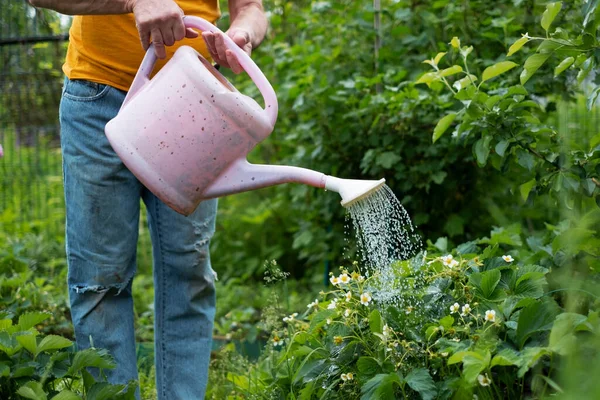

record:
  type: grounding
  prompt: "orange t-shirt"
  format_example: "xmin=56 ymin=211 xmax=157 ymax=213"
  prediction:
xmin=63 ymin=1 xmax=220 ymax=92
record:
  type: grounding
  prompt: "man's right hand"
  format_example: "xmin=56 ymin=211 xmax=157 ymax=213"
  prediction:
xmin=128 ymin=0 xmax=198 ymax=59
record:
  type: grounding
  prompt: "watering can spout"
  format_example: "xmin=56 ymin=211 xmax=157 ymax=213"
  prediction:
xmin=201 ymin=158 xmax=327 ymax=201
xmin=195 ymin=158 xmax=386 ymax=214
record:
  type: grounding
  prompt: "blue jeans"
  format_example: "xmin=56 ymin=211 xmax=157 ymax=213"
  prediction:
xmin=59 ymin=77 xmax=218 ymax=400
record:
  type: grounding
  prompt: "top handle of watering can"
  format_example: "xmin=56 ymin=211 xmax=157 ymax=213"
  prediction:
xmin=123 ymin=15 xmax=278 ymax=128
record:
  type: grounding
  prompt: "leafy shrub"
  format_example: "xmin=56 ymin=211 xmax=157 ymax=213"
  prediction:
xmin=0 ymin=312 xmax=136 ymax=400
xmin=209 ymin=228 xmax=599 ymax=399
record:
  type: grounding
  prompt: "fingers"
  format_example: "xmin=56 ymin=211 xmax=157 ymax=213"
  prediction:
xmin=185 ymin=27 xmax=199 ymax=39
xmin=172 ymin=20 xmax=186 ymax=42
xmin=150 ymin=28 xmax=166 ymax=59
xmin=214 ymin=32 xmax=229 ymax=66
xmin=202 ymin=31 xmax=217 ymax=61
xmin=202 ymin=31 xmax=250 ymax=74
xmin=225 ymin=49 xmax=243 ymax=74
xmin=132 ymin=2 xmax=187 ymax=59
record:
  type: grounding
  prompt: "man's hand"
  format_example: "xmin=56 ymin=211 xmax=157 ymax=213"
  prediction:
xmin=201 ymin=0 xmax=267 ymax=74
xmin=202 ymin=29 xmax=251 ymax=74
xmin=130 ymin=0 xmax=198 ymax=59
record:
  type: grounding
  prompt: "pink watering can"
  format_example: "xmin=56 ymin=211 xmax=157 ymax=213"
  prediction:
xmin=105 ymin=16 xmax=384 ymax=216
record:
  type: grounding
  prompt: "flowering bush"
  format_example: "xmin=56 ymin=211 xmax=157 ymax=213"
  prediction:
xmin=210 ymin=228 xmax=599 ymax=399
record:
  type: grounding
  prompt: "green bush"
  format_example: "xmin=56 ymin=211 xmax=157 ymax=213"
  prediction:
xmin=209 ymin=227 xmax=600 ymax=399
xmin=0 ymin=312 xmax=136 ymax=400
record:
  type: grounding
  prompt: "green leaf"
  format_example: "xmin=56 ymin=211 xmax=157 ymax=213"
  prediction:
xmin=495 ymin=140 xmax=510 ymax=157
xmin=434 ymin=52 xmax=446 ymax=65
xmin=453 ymin=74 xmax=477 ymax=91
xmin=587 ymin=86 xmax=600 ymax=111
xmin=68 ymin=348 xmax=116 ymax=375
xmin=416 ymin=72 xmax=438 ymax=85
xmin=554 ymin=56 xmax=574 ymax=77
xmin=491 ymin=348 xmax=521 ymax=367
xmin=448 ymin=351 xmax=468 ymax=365
xmin=51 ymin=391 xmax=82 ymax=400
xmin=480 ymin=269 xmax=501 ymax=298
xmin=18 ymin=312 xmax=51 ymax=331
xmin=508 ymin=36 xmax=530 ymax=56
xmin=376 ymin=152 xmax=402 ymax=169
xmin=17 ymin=334 xmax=38 ymax=356
xmin=474 ymin=136 xmax=492 ymax=166
xmin=86 ymin=382 xmax=127 ymax=400
xmin=549 ymin=313 xmax=588 ymax=356
xmin=577 ymin=57 xmax=594 ymax=84
xmin=520 ymin=53 xmax=551 ymax=85
xmin=463 ymin=351 xmax=491 ymax=383
xmin=309 ymin=310 xmax=335 ymax=333
xmin=439 ymin=315 xmax=454 ymax=330
xmin=518 ymin=347 xmax=550 ymax=377
xmin=405 ymin=368 xmax=437 ymax=400
xmin=541 ymin=2 xmax=562 ymax=32
xmin=369 ymin=309 xmax=383 ymax=334
xmin=520 ymin=179 xmax=536 ymax=201
xmin=516 ymin=300 xmax=560 ymax=348
xmin=299 ymin=381 xmax=316 ymax=400
xmin=516 ymin=148 xmax=535 ymax=171
xmin=0 ymin=363 xmax=9 ymax=378
xmin=16 ymin=381 xmax=47 ymax=400
xmin=36 ymin=335 xmax=73 ymax=356
xmin=361 ymin=373 xmax=403 ymax=400
xmin=439 ymin=65 xmax=463 ymax=77
xmin=432 ymin=113 xmax=456 ymax=143
xmin=357 ymin=357 xmax=382 ymax=378
xmin=482 ymin=61 xmax=518 ymax=83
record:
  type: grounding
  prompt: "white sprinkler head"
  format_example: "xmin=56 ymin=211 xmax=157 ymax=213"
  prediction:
xmin=325 ymin=176 xmax=386 ymax=207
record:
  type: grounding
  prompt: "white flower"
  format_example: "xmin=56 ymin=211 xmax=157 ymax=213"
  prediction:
xmin=345 ymin=291 xmax=352 ymax=302
xmin=307 ymin=299 xmax=319 ymax=309
xmin=502 ymin=255 xmax=514 ymax=263
xmin=485 ymin=310 xmax=496 ymax=322
xmin=327 ymin=299 xmax=338 ymax=310
xmin=405 ymin=306 xmax=413 ymax=314
xmin=441 ymin=254 xmax=454 ymax=266
xmin=477 ymin=373 xmax=492 ymax=386
xmin=341 ymin=372 xmax=354 ymax=381
xmin=449 ymin=259 xmax=459 ymax=268
xmin=283 ymin=312 xmax=299 ymax=322
xmin=273 ymin=336 xmax=284 ymax=347
xmin=360 ymin=292 xmax=372 ymax=306
xmin=326 ymin=318 xmax=332 ymax=325
xmin=450 ymin=302 xmax=460 ymax=313
xmin=330 ymin=276 xmax=340 ymax=286
xmin=461 ymin=304 xmax=471 ymax=315
xmin=358 ymin=275 xmax=365 ymax=282
xmin=339 ymin=273 xmax=351 ymax=284
xmin=344 ymin=309 xmax=351 ymax=317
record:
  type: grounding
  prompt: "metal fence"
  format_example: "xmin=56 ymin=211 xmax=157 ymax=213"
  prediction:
xmin=0 ymin=2 xmax=69 ymax=236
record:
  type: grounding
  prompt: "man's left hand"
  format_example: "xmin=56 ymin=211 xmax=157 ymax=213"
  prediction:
xmin=202 ymin=28 xmax=252 ymax=74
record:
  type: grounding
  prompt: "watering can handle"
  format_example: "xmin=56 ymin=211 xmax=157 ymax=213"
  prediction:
xmin=124 ymin=15 xmax=278 ymax=128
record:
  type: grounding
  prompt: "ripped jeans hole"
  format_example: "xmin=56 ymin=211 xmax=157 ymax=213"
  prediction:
xmin=71 ymin=281 xmax=128 ymax=296
xmin=192 ymin=220 xmax=211 ymax=235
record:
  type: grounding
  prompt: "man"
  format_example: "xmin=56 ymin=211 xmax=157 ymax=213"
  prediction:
xmin=26 ymin=0 xmax=268 ymax=398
